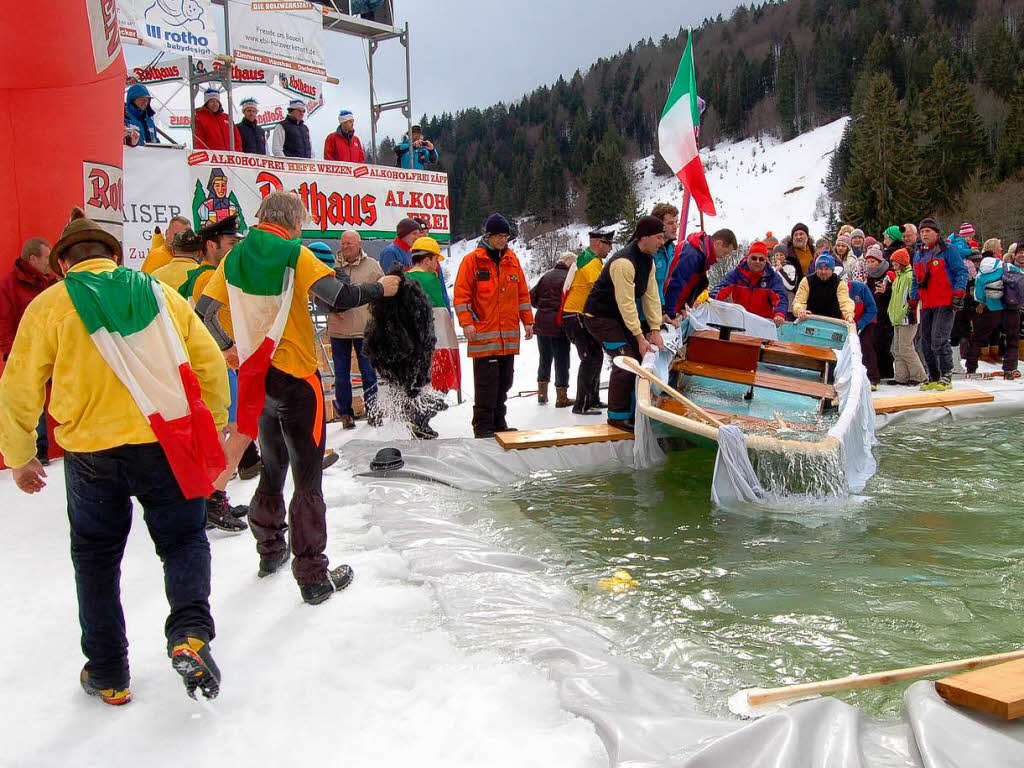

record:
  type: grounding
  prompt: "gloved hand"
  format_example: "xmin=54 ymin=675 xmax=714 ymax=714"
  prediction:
xmin=952 ymin=290 xmax=965 ymax=310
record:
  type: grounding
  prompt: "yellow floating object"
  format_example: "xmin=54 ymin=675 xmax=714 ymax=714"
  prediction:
xmin=694 ymin=289 xmax=709 ymax=306
xmin=598 ymin=569 xmax=639 ymax=592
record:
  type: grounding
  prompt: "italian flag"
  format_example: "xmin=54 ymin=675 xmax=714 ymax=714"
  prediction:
xmin=223 ymin=226 xmax=300 ymax=439
xmin=659 ymin=31 xmax=716 ymax=216
xmin=406 ymin=270 xmax=461 ymax=392
xmin=64 ymin=268 xmax=225 ymax=500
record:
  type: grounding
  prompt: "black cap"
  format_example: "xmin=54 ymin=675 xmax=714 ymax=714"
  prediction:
xmin=369 ymin=447 xmax=405 ymax=473
xmin=791 ymin=222 xmax=810 ymax=237
xmin=919 ymin=217 xmax=941 ymax=234
xmin=484 ymin=213 xmax=512 ymax=236
xmin=588 ymin=225 xmax=616 ymax=243
xmin=198 ymin=214 xmax=241 ymax=242
xmin=631 ymin=215 xmax=665 ymax=241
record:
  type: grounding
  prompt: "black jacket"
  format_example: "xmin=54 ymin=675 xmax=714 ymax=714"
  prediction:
xmin=237 ymin=118 xmax=266 ymax=155
xmin=530 ymin=263 xmax=569 ymax=337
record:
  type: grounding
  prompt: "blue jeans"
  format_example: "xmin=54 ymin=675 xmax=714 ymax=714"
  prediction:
xmin=330 ymin=337 xmax=377 ymax=417
xmin=65 ymin=444 xmax=213 ymax=688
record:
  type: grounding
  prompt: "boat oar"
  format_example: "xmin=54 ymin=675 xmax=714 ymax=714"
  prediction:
xmin=728 ymin=648 xmax=1024 ymax=718
xmin=613 ymin=355 xmax=725 ymax=428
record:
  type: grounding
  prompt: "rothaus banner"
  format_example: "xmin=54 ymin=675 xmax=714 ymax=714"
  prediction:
xmin=186 ymin=150 xmax=451 ymax=241
xmin=122 ymin=146 xmax=191 ymax=269
xmin=227 ymin=0 xmax=327 ymax=80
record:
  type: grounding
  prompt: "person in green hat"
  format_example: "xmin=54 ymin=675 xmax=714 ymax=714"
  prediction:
xmin=882 ymin=225 xmax=904 ymax=263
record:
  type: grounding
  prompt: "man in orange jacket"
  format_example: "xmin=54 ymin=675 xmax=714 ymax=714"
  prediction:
xmin=454 ymin=213 xmax=534 ymax=438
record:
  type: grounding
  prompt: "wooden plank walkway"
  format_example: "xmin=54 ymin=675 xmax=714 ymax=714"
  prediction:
xmin=494 ymin=424 xmax=634 ymax=450
xmin=873 ymin=389 xmax=994 ymax=415
xmin=936 ymin=658 xmax=1024 ymax=720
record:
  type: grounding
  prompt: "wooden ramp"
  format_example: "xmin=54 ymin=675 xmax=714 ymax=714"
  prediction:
xmin=495 ymin=424 xmax=633 ymax=450
xmin=873 ymin=389 xmax=994 ymax=415
xmin=935 ymin=658 xmax=1024 ymax=720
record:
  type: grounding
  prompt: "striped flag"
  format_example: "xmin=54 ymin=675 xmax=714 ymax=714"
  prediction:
xmin=659 ymin=31 xmax=716 ymax=216
xmin=407 ymin=270 xmax=461 ymax=391
xmin=223 ymin=227 xmax=300 ymax=439
xmin=64 ymin=268 xmax=225 ymax=499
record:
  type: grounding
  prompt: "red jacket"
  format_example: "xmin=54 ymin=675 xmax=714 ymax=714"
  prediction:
xmin=324 ymin=130 xmax=365 ymax=162
xmin=194 ymin=106 xmax=243 ymax=152
xmin=0 ymin=259 xmax=57 ymax=359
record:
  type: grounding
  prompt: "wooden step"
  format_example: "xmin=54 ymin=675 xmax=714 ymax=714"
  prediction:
xmin=935 ymin=658 xmax=1024 ymax=720
xmin=676 ymin=360 xmax=837 ymax=401
xmin=872 ymin=388 xmax=995 ymax=415
xmin=495 ymin=424 xmax=633 ymax=450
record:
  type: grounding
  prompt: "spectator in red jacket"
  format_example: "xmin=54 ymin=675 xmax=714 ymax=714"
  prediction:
xmin=710 ymin=241 xmax=789 ymax=325
xmin=324 ymin=110 xmax=365 ymax=163
xmin=0 ymin=237 xmax=57 ymax=463
xmin=194 ymin=88 xmax=242 ymax=152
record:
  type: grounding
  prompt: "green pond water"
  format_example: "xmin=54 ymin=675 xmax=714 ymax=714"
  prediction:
xmin=478 ymin=418 xmax=1024 ymax=719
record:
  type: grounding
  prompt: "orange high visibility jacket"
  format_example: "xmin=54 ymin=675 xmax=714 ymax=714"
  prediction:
xmin=454 ymin=245 xmax=534 ymax=357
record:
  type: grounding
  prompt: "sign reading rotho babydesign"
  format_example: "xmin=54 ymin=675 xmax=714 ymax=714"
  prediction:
xmin=187 ymin=151 xmax=451 ymax=240
xmin=228 ymin=0 xmax=327 ymax=80
xmin=119 ymin=0 xmax=220 ymax=58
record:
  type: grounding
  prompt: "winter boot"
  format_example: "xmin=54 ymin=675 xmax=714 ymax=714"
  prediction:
xmin=80 ymin=668 xmax=131 ymax=706
xmin=537 ymin=381 xmax=549 ymax=404
xmin=237 ymin=459 xmax=262 ymax=481
xmin=301 ymin=564 xmax=355 ymax=605
xmin=258 ymin=549 xmax=290 ymax=578
xmin=169 ymin=636 xmax=221 ymax=700
xmin=607 ymin=417 xmax=635 ymax=433
xmin=555 ymin=386 xmax=574 ymax=408
xmin=340 ymin=415 xmax=355 ymax=430
xmin=206 ymin=491 xmax=248 ymax=532
xmin=572 ymin=393 xmax=600 ymax=415
xmin=322 ymin=449 xmax=339 ymax=470
xmin=590 ymin=389 xmax=607 ymax=409
xmin=936 ymin=375 xmax=953 ymax=391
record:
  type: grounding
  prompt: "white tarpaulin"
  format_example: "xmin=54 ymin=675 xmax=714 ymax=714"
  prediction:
xmin=228 ymin=0 xmax=327 ymax=80
xmin=121 ymin=0 xmax=220 ymax=59
xmin=122 ymin=145 xmax=190 ymax=269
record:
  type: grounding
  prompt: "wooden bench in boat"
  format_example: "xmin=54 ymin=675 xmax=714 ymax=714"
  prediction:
xmin=690 ymin=330 xmax=836 ymax=375
xmin=872 ymin=389 xmax=994 ymax=415
xmin=495 ymin=424 xmax=633 ymax=450
xmin=674 ymin=360 xmax=837 ymax=401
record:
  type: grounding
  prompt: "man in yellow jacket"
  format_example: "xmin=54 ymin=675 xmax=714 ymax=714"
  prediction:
xmin=151 ymin=228 xmax=202 ymax=292
xmin=139 ymin=215 xmax=190 ymax=274
xmin=791 ymin=253 xmax=856 ymax=323
xmin=0 ymin=211 xmax=230 ymax=706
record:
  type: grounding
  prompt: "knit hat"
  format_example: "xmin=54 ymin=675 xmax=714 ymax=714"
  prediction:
xmin=883 ymin=225 xmax=903 ymax=243
xmin=836 ymin=233 xmax=853 ymax=248
xmin=172 ymin=229 xmax=200 ymax=254
xmin=203 ymin=87 xmax=221 ymax=104
xmin=632 ymin=215 xmax=666 ymax=241
xmin=890 ymin=248 xmax=910 ymax=267
xmin=764 ymin=231 xmax=779 ymax=246
xmin=837 ymin=224 xmax=854 ymax=237
xmin=772 ymin=243 xmax=789 ymax=257
xmin=241 ymin=96 xmax=258 ymax=108
xmin=338 ymin=109 xmax=355 ymax=124
xmin=308 ymin=241 xmax=334 ymax=265
xmin=411 ymin=236 xmax=443 ymax=261
xmin=850 ymin=228 xmax=865 ymax=239
xmin=288 ymin=99 xmax=306 ymax=112
xmin=959 ymin=222 xmax=976 ymax=239
xmin=864 ymin=243 xmax=884 ymax=262
xmin=815 ymin=254 xmax=835 ymax=271
xmin=397 ymin=217 xmax=421 ymax=238
xmin=791 ymin=222 xmax=809 ymax=238
xmin=919 ymin=217 xmax=941 ymax=234
xmin=484 ymin=213 xmax=511 ymax=236
xmin=864 ymin=236 xmax=878 ymax=249
xmin=747 ymin=241 xmax=769 ymax=258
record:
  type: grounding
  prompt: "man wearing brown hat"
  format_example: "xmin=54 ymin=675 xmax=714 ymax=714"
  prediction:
xmin=0 ymin=209 xmax=231 ymax=706
xmin=377 ymin=217 xmax=421 ymax=272
xmin=583 ymin=216 xmax=667 ymax=432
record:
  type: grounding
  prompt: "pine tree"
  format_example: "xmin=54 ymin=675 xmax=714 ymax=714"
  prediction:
xmin=528 ymin=138 xmax=567 ymax=221
xmin=776 ymin=35 xmax=800 ymax=139
xmin=919 ymin=60 xmax=986 ymax=209
xmin=997 ymin=75 xmax=1024 ymax=181
xmin=842 ymin=74 xmax=922 ymax=234
xmin=585 ymin=129 xmax=630 ymax=227
xmin=618 ymin=182 xmax=644 ymax=244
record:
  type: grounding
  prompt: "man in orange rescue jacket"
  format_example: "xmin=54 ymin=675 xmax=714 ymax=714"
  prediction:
xmin=454 ymin=213 xmax=534 ymax=438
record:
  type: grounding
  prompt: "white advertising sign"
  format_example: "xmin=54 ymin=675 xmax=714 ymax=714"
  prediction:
xmin=84 ymin=160 xmax=125 ymax=243
xmin=228 ymin=0 xmax=327 ymax=80
xmin=132 ymin=0 xmax=220 ymax=59
xmin=122 ymin=146 xmax=191 ymax=269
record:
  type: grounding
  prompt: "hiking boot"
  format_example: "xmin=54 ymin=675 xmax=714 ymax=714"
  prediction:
xmin=410 ymin=422 xmax=438 ymax=439
xmin=237 ymin=460 xmax=262 ymax=481
xmin=168 ymin=636 xmax=220 ymax=700
xmin=80 ymin=668 xmax=131 ymax=706
xmin=555 ymin=386 xmax=575 ymax=408
xmin=920 ymin=381 xmax=938 ymax=391
xmin=340 ymin=415 xmax=355 ymax=430
xmin=301 ymin=564 xmax=354 ymax=605
xmin=258 ymin=549 xmax=290 ymax=578
xmin=206 ymin=491 xmax=248 ymax=532
xmin=935 ymin=377 xmax=953 ymax=391
xmin=537 ymin=381 xmax=549 ymax=404
xmin=607 ymin=417 xmax=635 ymax=433
xmin=572 ymin=396 xmax=601 ymax=416
xmin=322 ymin=449 xmax=339 ymax=470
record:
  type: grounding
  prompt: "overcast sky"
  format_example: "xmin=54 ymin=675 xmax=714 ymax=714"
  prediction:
xmin=126 ymin=0 xmax=742 ymax=149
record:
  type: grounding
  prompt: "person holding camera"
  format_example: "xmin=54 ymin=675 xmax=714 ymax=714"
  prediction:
xmin=395 ymin=124 xmax=438 ymax=170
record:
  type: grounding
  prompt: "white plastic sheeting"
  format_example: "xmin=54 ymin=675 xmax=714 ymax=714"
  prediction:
xmin=711 ymin=424 xmax=766 ymax=506
xmin=826 ymin=327 xmax=879 ymax=493
xmin=633 ymin=348 xmax=668 ymax=470
xmin=340 ymin=438 xmax=1024 ymax=768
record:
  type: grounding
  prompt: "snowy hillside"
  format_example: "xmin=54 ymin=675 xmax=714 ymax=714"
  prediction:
xmin=445 ymin=118 xmax=848 ymax=284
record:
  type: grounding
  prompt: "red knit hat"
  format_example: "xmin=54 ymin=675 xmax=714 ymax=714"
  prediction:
xmin=890 ymin=248 xmax=910 ymax=267
xmin=959 ymin=222 xmax=976 ymax=239
xmin=747 ymin=241 xmax=769 ymax=258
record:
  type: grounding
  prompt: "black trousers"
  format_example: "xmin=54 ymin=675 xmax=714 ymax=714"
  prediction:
xmin=584 ymin=315 xmax=640 ymax=421
xmin=249 ymin=366 xmax=328 ymax=586
xmin=536 ymin=334 xmax=571 ymax=387
xmin=563 ymin=313 xmax=602 ymax=407
xmin=967 ymin=308 xmax=1021 ymax=373
xmin=859 ymin=324 xmax=879 ymax=384
xmin=472 ymin=355 xmax=515 ymax=436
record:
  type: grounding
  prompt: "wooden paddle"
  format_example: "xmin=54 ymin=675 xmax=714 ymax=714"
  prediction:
xmin=729 ymin=648 xmax=1024 ymax=717
xmin=614 ymin=355 xmax=725 ymax=428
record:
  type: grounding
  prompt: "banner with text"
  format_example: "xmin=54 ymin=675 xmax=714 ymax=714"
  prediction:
xmin=84 ymin=160 xmax=124 ymax=242
xmin=186 ymin=151 xmax=450 ymax=241
xmin=123 ymin=146 xmax=191 ymax=269
xmin=125 ymin=0 xmax=220 ymax=58
xmin=228 ymin=0 xmax=326 ymax=80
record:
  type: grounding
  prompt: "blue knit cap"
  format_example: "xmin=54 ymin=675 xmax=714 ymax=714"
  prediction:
xmin=288 ymin=99 xmax=306 ymax=111
xmin=308 ymin=241 xmax=334 ymax=265
xmin=204 ymin=87 xmax=221 ymax=101
xmin=815 ymin=253 xmax=836 ymax=271
xmin=338 ymin=109 xmax=354 ymax=122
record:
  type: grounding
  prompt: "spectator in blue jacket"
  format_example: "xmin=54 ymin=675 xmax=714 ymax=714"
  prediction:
xmin=377 ymin=217 xmax=421 ymax=271
xmin=395 ymin=125 xmax=439 ymax=170
xmin=650 ymin=202 xmax=678 ymax=309
xmin=709 ymin=241 xmax=788 ymax=325
xmin=664 ymin=228 xmax=738 ymax=318
xmin=124 ymin=83 xmax=159 ymax=145
xmin=849 ymin=278 xmax=879 ymax=387
xmin=968 ymin=246 xmax=1022 ymax=379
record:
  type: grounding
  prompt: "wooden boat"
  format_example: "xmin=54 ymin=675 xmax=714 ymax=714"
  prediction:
xmin=634 ymin=313 xmax=861 ymax=458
